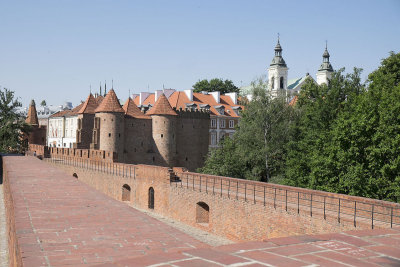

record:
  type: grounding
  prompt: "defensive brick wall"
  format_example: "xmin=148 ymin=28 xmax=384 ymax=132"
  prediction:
xmin=44 ymin=155 xmax=400 ymax=242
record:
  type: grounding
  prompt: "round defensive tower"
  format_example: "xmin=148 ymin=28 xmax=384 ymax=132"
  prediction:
xmin=147 ymin=94 xmax=177 ymax=167
xmin=94 ymin=89 xmax=125 ymax=158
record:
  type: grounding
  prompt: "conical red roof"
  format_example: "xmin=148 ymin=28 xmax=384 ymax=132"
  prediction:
xmin=95 ymin=89 xmax=124 ymax=113
xmin=123 ymin=98 xmax=150 ymax=119
xmin=26 ymin=100 xmax=39 ymax=125
xmin=146 ymin=94 xmax=177 ymax=116
xmin=78 ymin=94 xmax=98 ymax=114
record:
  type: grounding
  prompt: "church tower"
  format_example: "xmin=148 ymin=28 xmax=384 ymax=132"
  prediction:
xmin=268 ymin=36 xmax=288 ymax=98
xmin=316 ymin=43 xmax=334 ymax=85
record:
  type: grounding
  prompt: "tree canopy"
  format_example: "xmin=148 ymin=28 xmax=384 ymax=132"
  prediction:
xmin=0 ymin=87 xmax=30 ymax=153
xmin=200 ymin=52 xmax=400 ymax=203
xmin=192 ymin=78 xmax=239 ymax=94
xmin=40 ymin=100 xmax=47 ymax=107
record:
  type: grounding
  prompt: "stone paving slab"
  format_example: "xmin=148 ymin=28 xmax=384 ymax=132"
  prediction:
xmin=108 ymin=228 xmax=400 ymax=266
xmin=3 ymin=156 xmax=208 ymax=266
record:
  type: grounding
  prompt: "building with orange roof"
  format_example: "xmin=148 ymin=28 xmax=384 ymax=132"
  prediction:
xmin=132 ymin=88 xmax=243 ymax=148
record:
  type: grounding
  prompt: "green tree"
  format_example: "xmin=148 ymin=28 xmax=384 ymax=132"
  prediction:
xmin=193 ymin=78 xmax=239 ymax=94
xmin=40 ymin=100 xmax=47 ymax=107
xmin=200 ymin=79 xmax=297 ymax=182
xmin=0 ymin=88 xmax=31 ymax=153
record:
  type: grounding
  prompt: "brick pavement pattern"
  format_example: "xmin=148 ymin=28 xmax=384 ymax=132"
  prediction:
xmin=3 ymin=155 xmax=400 ymax=266
xmin=2 ymin=156 xmax=207 ymax=266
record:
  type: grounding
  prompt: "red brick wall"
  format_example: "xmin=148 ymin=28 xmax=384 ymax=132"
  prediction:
xmin=45 ymin=158 xmax=400 ymax=242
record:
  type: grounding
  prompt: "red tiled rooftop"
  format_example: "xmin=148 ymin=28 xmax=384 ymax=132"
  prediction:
xmin=122 ymin=97 xmax=150 ymax=119
xmin=25 ymin=100 xmax=39 ymax=125
xmin=95 ymin=89 xmax=125 ymax=113
xmin=146 ymin=94 xmax=177 ymax=116
xmin=78 ymin=93 xmax=98 ymax=114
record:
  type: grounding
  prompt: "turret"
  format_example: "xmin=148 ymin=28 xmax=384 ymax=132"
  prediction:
xmin=268 ymin=35 xmax=289 ymax=98
xmin=316 ymin=43 xmax=334 ymax=85
xmin=93 ymin=89 xmax=125 ymax=159
xmin=147 ymin=94 xmax=177 ymax=167
xmin=76 ymin=93 xmax=97 ymax=149
xmin=26 ymin=100 xmax=39 ymax=125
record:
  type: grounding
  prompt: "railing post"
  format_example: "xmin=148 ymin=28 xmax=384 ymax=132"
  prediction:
xmin=324 ymin=196 xmax=326 ymax=220
xmin=338 ymin=199 xmax=341 ymax=223
xmin=236 ymin=181 xmax=239 ymax=200
xmin=391 ymin=207 xmax=393 ymax=228
xmin=298 ymin=192 xmax=300 ymax=214
xmin=245 ymin=183 xmax=247 ymax=202
xmin=253 ymin=185 xmax=256 ymax=204
xmin=263 ymin=186 xmax=266 ymax=206
xmin=371 ymin=204 xmax=374 ymax=229
xmin=285 ymin=190 xmax=288 ymax=212
xmin=220 ymin=178 xmax=222 ymax=197
xmin=310 ymin=194 xmax=313 ymax=217
xmin=274 ymin=188 xmax=276 ymax=209
xmin=228 ymin=180 xmax=230 ymax=199
xmin=354 ymin=201 xmax=357 ymax=227
xmin=199 ymin=176 xmax=201 ymax=192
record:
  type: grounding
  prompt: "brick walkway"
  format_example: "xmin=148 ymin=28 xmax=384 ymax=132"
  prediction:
xmin=3 ymin=156 xmax=207 ymax=266
xmin=3 ymin=155 xmax=400 ymax=266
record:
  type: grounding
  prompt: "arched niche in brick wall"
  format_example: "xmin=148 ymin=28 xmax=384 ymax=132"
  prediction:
xmin=122 ymin=184 xmax=131 ymax=202
xmin=148 ymin=187 xmax=154 ymax=209
xmin=196 ymin=202 xmax=209 ymax=224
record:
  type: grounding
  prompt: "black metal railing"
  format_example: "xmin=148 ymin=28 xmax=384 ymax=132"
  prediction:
xmin=173 ymin=172 xmax=400 ymax=229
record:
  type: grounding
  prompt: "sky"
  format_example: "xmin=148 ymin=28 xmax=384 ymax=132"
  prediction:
xmin=0 ymin=0 xmax=399 ymax=107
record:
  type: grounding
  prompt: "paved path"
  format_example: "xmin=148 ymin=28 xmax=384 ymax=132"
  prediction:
xmin=0 ymin=182 xmax=9 ymax=267
xmin=3 ymin=155 xmax=400 ymax=266
xmin=3 ymin=156 xmax=207 ymax=266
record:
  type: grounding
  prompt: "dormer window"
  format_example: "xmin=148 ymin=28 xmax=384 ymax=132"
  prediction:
xmin=185 ymin=103 xmax=197 ymax=111
xmin=232 ymin=106 xmax=242 ymax=116
xmin=214 ymin=105 xmax=225 ymax=115
xmin=199 ymin=104 xmax=210 ymax=111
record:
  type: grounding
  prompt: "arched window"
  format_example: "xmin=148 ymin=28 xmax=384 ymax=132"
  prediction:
xmin=271 ymin=77 xmax=275 ymax=89
xmin=196 ymin=202 xmax=210 ymax=224
xmin=122 ymin=184 xmax=131 ymax=201
xmin=280 ymin=77 xmax=284 ymax=89
xmin=148 ymin=187 xmax=154 ymax=209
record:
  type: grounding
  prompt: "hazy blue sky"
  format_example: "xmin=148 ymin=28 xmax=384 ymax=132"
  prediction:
xmin=1 ymin=0 xmax=399 ymax=107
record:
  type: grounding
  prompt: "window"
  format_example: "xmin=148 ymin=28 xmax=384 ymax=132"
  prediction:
xmin=271 ymin=76 xmax=275 ymax=89
xmin=211 ymin=132 xmax=217 ymax=146
xmin=220 ymin=119 xmax=225 ymax=128
xmin=229 ymin=120 xmax=234 ymax=128
xmin=211 ymin=119 xmax=216 ymax=128
xmin=280 ymin=77 xmax=284 ymax=89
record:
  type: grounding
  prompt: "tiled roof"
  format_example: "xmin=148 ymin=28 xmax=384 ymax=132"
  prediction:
xmin=78 ymin=94 xmax=98 ymax=114
xmin=122 ymin=98 xmax=150 ymax=119
xmin=289 ymin=95 xmax=298 ymax=106
xmin=146 ymin=94 xmax=177 ymax=116
xmin=95 ymin=95 xmax=104 ymax=105
xmin=133 ymin=91 xmax=244 ymax=118
xmin=95 ymin=89 xmax=124 ymax=113
xmin=25 ymin=100 xmax=39 ymax=125
xmin=49 ymin=109 xmax=72 ymax=118
xmin=68 ymin=102 xmax=85 ymax=116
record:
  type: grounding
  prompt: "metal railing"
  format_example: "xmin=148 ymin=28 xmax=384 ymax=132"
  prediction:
xmin=174 ymin=172 xmax=400 ymax=229
xmin=43 ymin=155 xmax=137 ymax=179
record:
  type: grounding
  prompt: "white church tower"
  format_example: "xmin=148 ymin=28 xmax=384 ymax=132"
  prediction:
xmin=268 ymin=36 xmax=288 ymax=98
xmin=316 ymin=43 xmax=334 ymax=85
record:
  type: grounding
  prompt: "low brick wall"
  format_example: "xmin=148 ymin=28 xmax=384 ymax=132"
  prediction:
xmin=44 ymin=156 xmax=400 ymax=242
xmin=1 ymin=156 xmax=22 ymax=267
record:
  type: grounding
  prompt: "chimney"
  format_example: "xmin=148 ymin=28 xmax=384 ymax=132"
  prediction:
xmin=210 ymin=91 xmax=220 ymax=103
xmin=184 ymin=89 xmax=193 ymax=101
xmin=139 ymin=92 xmax=151 ymax=105
xmin=225 ymin=92 xmax=238 ymax=105
xmin=155 ymin=90 xmax=163 ymax=102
